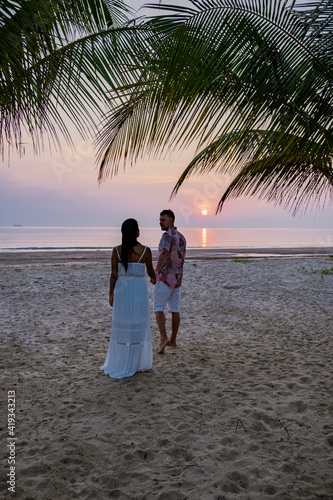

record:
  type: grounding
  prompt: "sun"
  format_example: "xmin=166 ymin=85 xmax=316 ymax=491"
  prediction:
xmin=201 ymin=209 xmax=208 ymax=215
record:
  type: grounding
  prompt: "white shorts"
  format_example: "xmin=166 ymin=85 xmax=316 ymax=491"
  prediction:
xmin=153 ymin=281 xmax=181 ymax=313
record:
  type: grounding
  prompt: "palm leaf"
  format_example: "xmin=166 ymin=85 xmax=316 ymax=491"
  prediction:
xmin=171 ymin=128 xmax=333 ymax=213
xmin=217 ymin=144 xmax=333 ymax=215
xmin=0 ymin=0 xmax=146 ymax=156
xmin=97 ymin=0 xmax=333 ymax=213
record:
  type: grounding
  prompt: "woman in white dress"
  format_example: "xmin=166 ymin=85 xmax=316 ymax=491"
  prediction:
xmin=100 ymin=219 xmax=156 ymax=379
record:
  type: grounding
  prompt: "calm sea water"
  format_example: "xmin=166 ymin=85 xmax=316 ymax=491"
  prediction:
xmin=0 ymin=226 xmax=332 ymax=252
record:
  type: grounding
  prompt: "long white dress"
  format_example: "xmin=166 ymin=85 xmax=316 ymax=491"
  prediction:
xmin=100 ymin=247 xmax=153 ymax=379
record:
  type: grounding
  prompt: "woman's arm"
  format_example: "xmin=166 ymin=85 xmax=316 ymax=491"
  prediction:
xmin=145 ymin=247 xmax=156 ymax=284
xmin=109 ymin=247 xmax=119 ymax=306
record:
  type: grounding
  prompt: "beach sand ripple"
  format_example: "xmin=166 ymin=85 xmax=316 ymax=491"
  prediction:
xmin=1 ymin=252 xmax=333 ymax=499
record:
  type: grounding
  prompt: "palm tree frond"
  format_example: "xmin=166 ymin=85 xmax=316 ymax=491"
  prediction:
xmin=97 ymin=0 xmax=333 ymax=214
xmin=217 ymin=152 xmax=333 ymax=215
xmin=0 ymin=0 xmax=134 ymax=156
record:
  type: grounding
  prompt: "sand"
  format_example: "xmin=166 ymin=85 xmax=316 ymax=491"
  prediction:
xmin=1 ymin=250 xmax=333 ymax=500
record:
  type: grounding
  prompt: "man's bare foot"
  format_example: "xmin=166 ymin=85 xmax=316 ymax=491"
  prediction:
xmin=167 ymin=340 xmax=177 ymax=347
xmin=158 ymin=337 xmax=169 ymax=354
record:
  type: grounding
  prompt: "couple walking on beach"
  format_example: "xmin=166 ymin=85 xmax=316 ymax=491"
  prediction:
xmin=100 ymin=210 xmax=186 ymax=379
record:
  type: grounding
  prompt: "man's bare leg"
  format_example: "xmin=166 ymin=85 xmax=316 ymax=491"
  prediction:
xmin=168 ymin=312 xmax=180 ymax=347
xmin=155 ymin=311 xmax=169 ymax=353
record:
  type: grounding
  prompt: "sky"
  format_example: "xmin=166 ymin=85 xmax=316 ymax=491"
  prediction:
xmin=1 ymin=0 xmax=332 ymax=230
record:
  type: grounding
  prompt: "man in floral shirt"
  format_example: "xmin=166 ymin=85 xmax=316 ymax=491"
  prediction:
xmin=153 ymin=210 xmax=186 ymax=353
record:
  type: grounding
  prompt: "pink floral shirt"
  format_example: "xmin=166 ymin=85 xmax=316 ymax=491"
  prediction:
xmin=157 ymin=227 xmax=186 ymax=288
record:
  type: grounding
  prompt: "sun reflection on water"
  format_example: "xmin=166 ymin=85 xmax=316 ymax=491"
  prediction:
xmin=202 ymin=228 xmax=207 ymax=247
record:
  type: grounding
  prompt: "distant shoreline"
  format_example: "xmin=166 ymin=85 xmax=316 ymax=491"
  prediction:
xmin=0 ymin=247 xmax=332 ymax=266
xmin=1 ymin=227 xmax=332 ymax=254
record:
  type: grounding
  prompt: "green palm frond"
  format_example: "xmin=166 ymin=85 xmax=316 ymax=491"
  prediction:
xmin=171 ymin=128 xmax=333 ymax=213
xmin=216 ymin=147 xmax=333 ymax=215
xmin=293 ymin=0 xmax=333 ymax=35
xmin=0 ymin=0 xmax=145 ymax=156
xmin=97 ymin=0 xmax=333 ymax=213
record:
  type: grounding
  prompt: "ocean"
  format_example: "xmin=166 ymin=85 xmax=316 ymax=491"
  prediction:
xmin=0 ymin=226 xmax=332 ymax=252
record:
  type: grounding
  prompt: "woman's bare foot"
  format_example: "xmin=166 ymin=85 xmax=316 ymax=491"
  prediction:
xmin=167 ymin=340 xmax=177 ymax=347
xmin=158 ymin=337 xmax=169 ymax=354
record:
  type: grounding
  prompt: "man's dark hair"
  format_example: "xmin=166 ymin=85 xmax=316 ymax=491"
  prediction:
xmin=160 ymin=209 xmax=175 ymax=221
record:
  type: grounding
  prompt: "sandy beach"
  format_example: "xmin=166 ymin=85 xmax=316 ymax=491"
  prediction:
xmin=1 ymin=249 xmax=333 ymax=500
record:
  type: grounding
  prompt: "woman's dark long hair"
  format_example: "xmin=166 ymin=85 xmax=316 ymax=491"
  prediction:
xmin=121 ymin=219 xmax=139 ymax=271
